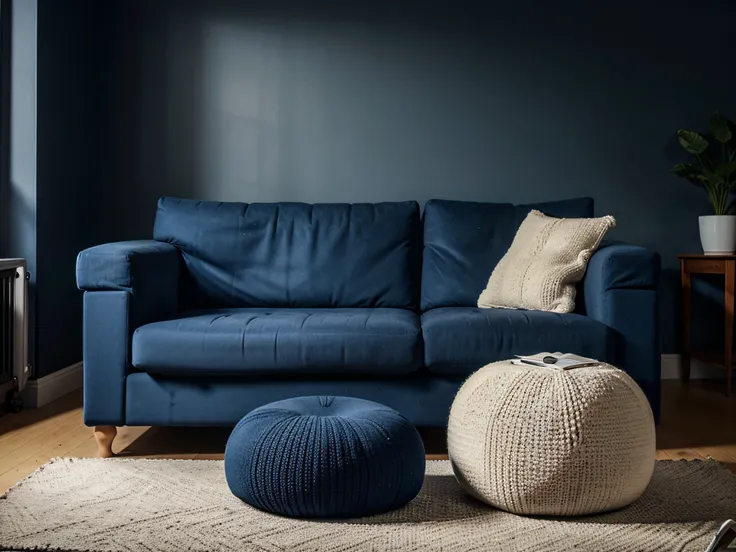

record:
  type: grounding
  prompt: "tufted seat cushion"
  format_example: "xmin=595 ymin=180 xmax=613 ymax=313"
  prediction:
xmin=224 ymin=396 xmax=426 ymax=518
xmin=421 ymin=307 xmax=616 ymax=377
xmin=133 ymin=308 xmax=423 ymax=376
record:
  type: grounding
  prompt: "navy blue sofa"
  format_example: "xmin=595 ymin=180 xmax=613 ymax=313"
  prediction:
xmin=76 ymin=196 xmax=661 ymax=432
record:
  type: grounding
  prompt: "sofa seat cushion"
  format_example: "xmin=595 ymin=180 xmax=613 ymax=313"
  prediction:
xmin=421 ymin=307 xmax=616 ymax=377
xmin=132 ymin=308 xmax=422 ymax=376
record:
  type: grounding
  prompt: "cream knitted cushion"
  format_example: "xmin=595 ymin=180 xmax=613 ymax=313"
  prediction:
xmin=478 ymin=210 xmax=615 ymax=313
xmin=447 ymin=361 xmax=655 ymax=516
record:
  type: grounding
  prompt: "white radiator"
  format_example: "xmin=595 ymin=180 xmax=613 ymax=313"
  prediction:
xmin=0 ymin=258 xmax=29 ymax=409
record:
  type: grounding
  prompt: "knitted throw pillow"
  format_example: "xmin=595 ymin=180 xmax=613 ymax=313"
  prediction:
xmin=477 ymin=210 xmax=615 ymax=313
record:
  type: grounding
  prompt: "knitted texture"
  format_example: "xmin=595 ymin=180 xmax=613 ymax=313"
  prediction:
xmin=4 ymin=458 xmax=736 ymax=552
xmin=224 ymin=396 xmax=426 ymax=519
xmin=447 ymin=361 xmax=655 ymax=516
xmin=477 ymin=210 xmax=615 ymax=313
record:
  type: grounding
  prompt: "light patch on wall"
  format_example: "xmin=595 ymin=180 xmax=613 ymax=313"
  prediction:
xmin=198 ymin=20 xmax=284 ymax=201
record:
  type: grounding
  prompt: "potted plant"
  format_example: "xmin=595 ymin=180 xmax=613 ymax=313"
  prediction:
xmin=672 ymin=111 xmax=736 ymax=254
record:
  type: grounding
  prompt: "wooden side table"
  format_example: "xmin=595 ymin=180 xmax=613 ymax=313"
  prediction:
xmin=678 ymin=254 xmax=736 ymax=395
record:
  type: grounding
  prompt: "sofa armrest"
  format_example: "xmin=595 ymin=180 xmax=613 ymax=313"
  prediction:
xmin=76 ymin=240 xmax=181 ymax=426
xmin=78 ymin=239 xmax=177 ymax=291
xmin=77 ymin=240 xmax=180 ymax=324
xmin=584 ymin=243 xmax=659 ymax=300
xmin=583 ymin=243 xmax=661 ymax=419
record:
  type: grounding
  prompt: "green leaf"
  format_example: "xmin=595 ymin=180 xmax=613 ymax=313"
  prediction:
xmin=678 ymin=130 xmax=709 ymax=154
xmin=703 ymin=167 xmax=726 ymax=185
xmin=710 ymin=111 xmax=733 ymax=143
xmin=716 ymin=162 xmax=736 ymax=177
xmin=671 ymin=163 xmax=699 ymax=176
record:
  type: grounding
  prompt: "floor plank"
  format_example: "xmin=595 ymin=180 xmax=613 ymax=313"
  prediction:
xmin=658 ymin=448 xmax=705 ymax=461
xmin=0 ymin=422 xmax=95 ymax=492
xmin=194 ymin=453 xmax=225 ymax=460
xmin=692 ymin=446 xmax=736 ymax=472
xmin=0 ymin=389 xmax=81 ymax=439
xmin=0 ymin=408 xmax=84 ymax=475
xmin=0 ymin=403 xmax=81 ymax=452
xmin=2 ymin=380 xmax=736 ymax=492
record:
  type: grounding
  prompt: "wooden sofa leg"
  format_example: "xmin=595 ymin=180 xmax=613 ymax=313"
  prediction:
xmin=94 ymin=426 xmax=117 ymax=458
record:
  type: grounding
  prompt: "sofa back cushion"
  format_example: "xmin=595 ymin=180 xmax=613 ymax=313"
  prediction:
xmin=154 ymin=198 xmax=421 ymax=309
xmin=420 ymin=198 xmax=594 ymax=310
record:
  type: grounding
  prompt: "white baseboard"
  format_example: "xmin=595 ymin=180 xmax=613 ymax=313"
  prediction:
xmin=21 ymin=362 xmax=83 ymax=408
xmin=660 ymin=354 xmax=724 ymax=379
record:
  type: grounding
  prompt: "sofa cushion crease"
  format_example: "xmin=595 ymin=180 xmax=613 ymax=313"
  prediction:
xmin=154 ymin=197 xmax=422 ymax=310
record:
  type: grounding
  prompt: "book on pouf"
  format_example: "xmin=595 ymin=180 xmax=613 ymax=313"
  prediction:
xmin=511 ymin=352 xmax=600 ymax=370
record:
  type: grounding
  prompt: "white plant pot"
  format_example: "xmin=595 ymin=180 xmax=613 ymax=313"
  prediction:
xmin=699 ymin=215 xmax=736 ymax=255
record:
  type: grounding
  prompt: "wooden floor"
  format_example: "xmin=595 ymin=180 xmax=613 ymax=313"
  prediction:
xmin=1 ymin=379 xmax=736 ymax=493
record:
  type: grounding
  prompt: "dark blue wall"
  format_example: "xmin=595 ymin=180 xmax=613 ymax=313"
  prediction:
xmin=2 ymin=0 xmax=38 ymax=373
xmin=34 ymin=1 xmax=114 ymax=377
xmin=105 ymin=0 xmax=736 ymax=354
xmin=0 ymin=1 xmax=114 ymax=378
xmin=5 ymin=0 xmax=736 ymax=377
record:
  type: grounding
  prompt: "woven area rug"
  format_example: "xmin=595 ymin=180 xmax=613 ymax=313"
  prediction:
xmin=1 ymin=458 xmax=736 ymax=552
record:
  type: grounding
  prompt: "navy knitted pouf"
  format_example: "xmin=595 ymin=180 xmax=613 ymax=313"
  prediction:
xmin=224 ymin=396 xmax=426 ymax=519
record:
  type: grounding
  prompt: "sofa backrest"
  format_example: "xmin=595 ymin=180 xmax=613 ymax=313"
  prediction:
xmin=420 ymin=197 xmax=594 ymax=311
xmin=153 ymin=198 xmax=422 ymax=309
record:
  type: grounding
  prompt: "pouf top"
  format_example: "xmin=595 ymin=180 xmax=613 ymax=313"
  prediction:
xmin=250 ymin=395 xmax=395 ymax=419
xmin=448 ymin=361 xmax=655 ymax=516
xmin=454 ymin=362 xmax=654 ymax=413
xmin=225 ymin=395 xmax=426 ymax=519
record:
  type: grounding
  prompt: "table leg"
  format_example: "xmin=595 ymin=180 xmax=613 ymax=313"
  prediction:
xmin=725 ymin=260 xmax=735 ymax=396
xmin=680 ymin=261 xmax=691 ymax=383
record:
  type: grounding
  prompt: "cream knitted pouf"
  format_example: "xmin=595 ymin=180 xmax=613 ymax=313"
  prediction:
xmin=447 ymin=360 xmax=655 ymax=516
